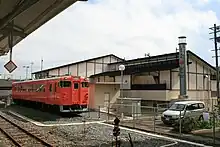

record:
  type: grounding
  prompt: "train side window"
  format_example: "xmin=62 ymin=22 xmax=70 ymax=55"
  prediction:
xmin=49 ymin=84 xmax=52 ymax=92
xmin=74 ymin=83 xmax=79 ymax=89
xmin=54 ymin=83 xmax=57 ymax=92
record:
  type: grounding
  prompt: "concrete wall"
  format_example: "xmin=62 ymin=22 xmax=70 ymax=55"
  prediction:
xmin=160 ymin=70 xmax=170 ymax=88
xmin=132 ymin=75 xmax=156 ymax=84
xmin=59 ymin=66 xmax=68 ymax=76
xmin=115 ymin=75 xmax=131 ymax=89
xmin=69 ymin=64 xmax=77 ymax=76
xmin=49 ymin=69 xmax=58 ymax=76
xmin=123 ymin=90 xmax=169 ymax=101
xmin=91 ymin=84 xmax=120 ymax=109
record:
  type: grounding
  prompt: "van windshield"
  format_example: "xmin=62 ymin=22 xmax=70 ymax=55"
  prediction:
xmin=168 ymin=104 xmax=185 ymax=111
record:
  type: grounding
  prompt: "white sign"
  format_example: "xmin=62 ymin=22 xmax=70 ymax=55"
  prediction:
xmin=203 ymin=112 xmax=210 ymax=121
xmin=4 ymin=60 xmax=17 ymax=73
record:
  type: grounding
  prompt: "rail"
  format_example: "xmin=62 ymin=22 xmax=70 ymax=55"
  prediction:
xmin=0 ymin=113 xmax=53 ymax=147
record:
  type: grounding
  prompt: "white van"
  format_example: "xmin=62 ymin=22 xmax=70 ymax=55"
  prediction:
xmin=161 ymin=100 xmax=205 ymax=125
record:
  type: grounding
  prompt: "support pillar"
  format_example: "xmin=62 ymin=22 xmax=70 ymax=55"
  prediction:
xmin=8 ymin=21 xmax=14 ymax=61
xmin=178 ymin=36 xmax=188 ymax=99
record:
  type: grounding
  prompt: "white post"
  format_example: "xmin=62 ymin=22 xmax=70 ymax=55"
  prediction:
xmin=23 ymin=65 xmax=30 ymax=80
xmin=30 ymin=62 xmax=34 ymax=80
xmin=119 ymin=64 xmax=125 ymax=119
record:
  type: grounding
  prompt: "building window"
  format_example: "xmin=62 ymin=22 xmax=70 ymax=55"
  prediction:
xmin=210 ymin=75 xmax=216 ymax=80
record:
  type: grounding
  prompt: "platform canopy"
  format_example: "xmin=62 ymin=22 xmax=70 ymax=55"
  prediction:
xmin=0 ymin=0 xmax=87 ymax=56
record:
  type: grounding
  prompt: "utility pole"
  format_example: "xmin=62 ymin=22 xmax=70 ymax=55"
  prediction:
xmin=41 ymin=57 xmax=43 ymax=71
xmin=209 ymin=23 xmax=220 ymax=146
xmin=209 ymin=24 xmax=220 ymax=105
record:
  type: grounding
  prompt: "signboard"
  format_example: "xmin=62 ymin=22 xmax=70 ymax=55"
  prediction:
xmin=4 ymin=60 xmax=17 ymax=73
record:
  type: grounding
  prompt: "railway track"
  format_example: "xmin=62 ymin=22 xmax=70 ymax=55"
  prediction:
xmin=0 ymin=113 xmax=53 ymax=147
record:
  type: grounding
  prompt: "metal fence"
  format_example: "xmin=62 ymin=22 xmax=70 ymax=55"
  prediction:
xmin=90 ymin=101 xmax=220 ymax=144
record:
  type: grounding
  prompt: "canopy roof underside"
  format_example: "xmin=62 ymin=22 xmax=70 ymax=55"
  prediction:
xmin=0 ymin=0 xmax=86 ymax=56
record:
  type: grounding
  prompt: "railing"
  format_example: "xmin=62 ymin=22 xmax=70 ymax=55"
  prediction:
xmin=89 ymin=101 xmax=220 ymax=145
xmin=131 ymin=84 xmax=167 ymax=90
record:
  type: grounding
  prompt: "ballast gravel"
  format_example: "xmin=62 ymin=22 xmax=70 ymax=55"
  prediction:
xmin=49 ymin=123 xmax=204 ymax=147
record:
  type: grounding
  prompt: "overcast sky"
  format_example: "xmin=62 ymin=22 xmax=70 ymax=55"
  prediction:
xmin=0 ymin=0 xmax=220 ymax=79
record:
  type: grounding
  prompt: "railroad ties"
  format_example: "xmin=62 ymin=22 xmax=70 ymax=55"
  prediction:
xmin=0 ymin=114 xmax=53 ymax=147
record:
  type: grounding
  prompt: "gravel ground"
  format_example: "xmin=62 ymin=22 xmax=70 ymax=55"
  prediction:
xmin=5 ymin=105 xmax=117 ymax=124
xmin=48 ymin=123 xmax=205 ymax=147
xmin=0 ymin=132 xmax=17 ymax=147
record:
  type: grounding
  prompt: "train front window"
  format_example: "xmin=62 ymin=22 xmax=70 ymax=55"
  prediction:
xmin=59 ymin=81 xmax=71 ymax=88
xmin=81 ymin=82 xmax=89 ymax=88
xmin=74 ymin=83 xmax=79 ymax=89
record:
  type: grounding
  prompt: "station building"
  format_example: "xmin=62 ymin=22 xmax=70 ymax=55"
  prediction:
xmin=32 ymin=50 xmax=218 ymax=110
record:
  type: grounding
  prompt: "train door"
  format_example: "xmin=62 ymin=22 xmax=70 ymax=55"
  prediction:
xmin=80 ymin=81 xmax=89 ymax=106
xmin=53 ymin=82 xmax=58 ymax=103
xmin=49 ymin=82 xmax=55 ymax=103
xmin=54 ymin=82 xmax=57 ymax=98
xmin=73 ymin=81 xmax=80 ymax=104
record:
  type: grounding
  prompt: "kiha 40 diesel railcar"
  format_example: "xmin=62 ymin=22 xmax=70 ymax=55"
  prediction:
xmin=12 ymin=76 xmax=89 ymax=113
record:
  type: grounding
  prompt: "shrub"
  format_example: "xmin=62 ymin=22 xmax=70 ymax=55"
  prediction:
xmin=174 ymin=116 xmax=220 ymax=133
xmin=173 ymin=116 xmax=195 ymax=133
xmin=194 ymin=120 xmax=212 ymax=129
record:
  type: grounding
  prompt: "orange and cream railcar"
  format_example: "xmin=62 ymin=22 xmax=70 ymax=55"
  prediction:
xmin=12 ymin=76 xmax=89 ymax=113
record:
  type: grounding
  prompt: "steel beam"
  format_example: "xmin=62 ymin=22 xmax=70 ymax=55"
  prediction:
xmin=0 ymin=0 xmax=39 ymax=30
xmin=0 ymin=23 xmax=26 ymax=42
xmin=0 ymin=28 xmax=26 ymax=38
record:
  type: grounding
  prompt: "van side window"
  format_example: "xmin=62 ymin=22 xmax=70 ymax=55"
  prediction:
xmin=186 ymin=104 xmax=198 ymax=110
xmin=198 ymin=103 xmax=204 ymax=109
xmin=186 ymin=105 xmax=193 ymax=110
xmin=74 ymin=83 xmax=79 ymax=89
